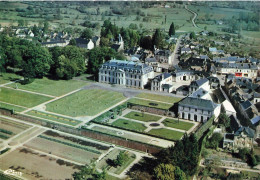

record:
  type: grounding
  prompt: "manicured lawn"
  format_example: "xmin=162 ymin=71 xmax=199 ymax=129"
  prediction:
xmin=148 ymin=128 xmax=184 ymax=141
xmin=26 ymin=110 xmax=81 ymax=126
xmin=0 ymin=87 xmax=52 ymax=108
xmin=0 ymin=73 xmax=22 ymax=85
xmin=111 ymin=118 xmax=147 ymax=132
xmin=46 ymin=89 xmax=125 ymax=117
xmin=0 ymin=102 xmax=26 ymax=112
xmin=162 ymin=118 xmax=194 ymax=131
xmin=7 ymin=77 xmax=87 ymax=96
xmin=124 ymin=111 xmax=161 ymax=122
xmin=128 ymin=98 xmax=172 ymax=110
xmin=136 ymin=93 xmax=182 ymax=104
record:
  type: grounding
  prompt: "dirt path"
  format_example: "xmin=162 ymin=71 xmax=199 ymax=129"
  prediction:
xmin=185 ymin=5 xmax=200 ymax=29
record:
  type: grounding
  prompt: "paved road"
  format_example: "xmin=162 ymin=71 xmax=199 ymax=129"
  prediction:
xmin=172 ymin=34 xmax=184 ymax=66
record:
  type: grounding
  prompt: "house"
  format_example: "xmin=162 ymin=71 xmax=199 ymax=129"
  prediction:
xmin=189 ymin=88 xmax=211 ymax=100
xmin=221 ymin=100 xmax=236 ymax=116
xmin=218 ymin=63 xmax=258 ymax=78
xmin=207 ymin=76 xmax=220 ymax=89
xmin=98 ymin=59 xmax=154 ymax=89
xmin=178 ymin=97 xmax=221 ymax=122
xmin=253 ymin=92 xmax=260 ymax=104
xmin=75 ymin=38 xmax=94 ymax=50
xmin=154 ymin=49 xmax=173 ymax=65
xmin=189 ymin=78 xmax=210 ymax=94
xmin=151 ymin=73 xmax=173 ymax=93
xmin=172 ymin=69 xmax=197 ymax=82
xmin=111 ymin=34 xmax=124 ymax=52
xmin=41 ymin=40 xmax=69 ymax=47
xmin=145 ymin=57 xmax=162 ymax=73
xmin=181 ymin=47 xmax=191 ymax=54
xmin=92 ymin=36 xmax=100 ymax=47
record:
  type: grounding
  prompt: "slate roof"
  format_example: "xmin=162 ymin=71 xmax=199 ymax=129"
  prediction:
xmin=209 ymin=47 xmax=217 ymax=52
xmin=220 ymin=63 xmax=257 ymax=70
xmin=75 ymin=38 xmax=92 ymax=48
xmin=230 ymin=115 xmax=240 ymax=132
xmin=235 ymin=126 xmax=255 ymax=138
xmin=155 ymin=49 xmax=172 ymax=57
xmin=240 ymin=100 xmax=252 ymax=110
xmin=111 ymin=44 xmax=121 ymax=51
xmin=178 ymin=97 xmax=217 ymax=111
xmin=191 ymin=78 xmax=209 ymax=87
xmin=251 ymin=116 xmax=260 ymax=125
xmin=153 ymin=73 xmax=171 ymax=81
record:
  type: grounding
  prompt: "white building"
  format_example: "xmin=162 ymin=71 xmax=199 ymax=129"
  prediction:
xmin=151 ymin=73 xmax=173 ymax=93
xmin=189 ymin=78 xmax=210 ymax=94
xmin=154 ymin=50 xmax=173 ymax=65
xmin=172 ymin=70 xmax=197 ymax=82
xmin=99 ymin=60 xmax=154 ymax=89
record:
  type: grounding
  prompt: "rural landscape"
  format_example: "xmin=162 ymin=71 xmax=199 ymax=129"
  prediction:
xmin=0 ymin=1 xmax=259 ymax=180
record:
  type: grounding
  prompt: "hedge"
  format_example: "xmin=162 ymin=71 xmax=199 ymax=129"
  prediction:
xmin=0 ymin=128 xmax=13 ymax=135
xmin=0 ymin=134 xmax=9 ymax=140
xmin=0 ymin=148 xmax=10 ymax=155
xmin=195 ymin=116 xmax=215 ymax=140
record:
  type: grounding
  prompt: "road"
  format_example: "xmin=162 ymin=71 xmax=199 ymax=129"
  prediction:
xmin=185 ymin=5 xmax=199 ymax=28
xmin=171 ymin=34 xmax=184 ymax=66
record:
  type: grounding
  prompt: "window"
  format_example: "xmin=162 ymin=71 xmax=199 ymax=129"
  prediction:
xmin=195 ymin=108 xmax=197 ymax=112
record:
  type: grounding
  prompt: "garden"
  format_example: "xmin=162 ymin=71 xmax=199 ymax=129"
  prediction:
xmin=148 ymin=128 xmax=184 ymax=141
xmin=111 ymin=118 xmax=147 ymax=132
xmin=162 ymin=118 xmax=194 ymax=131
xmin=123 ymin=111 xmax=161 ymax=122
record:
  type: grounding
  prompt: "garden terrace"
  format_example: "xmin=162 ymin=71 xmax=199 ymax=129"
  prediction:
xmin=136 ymin=93 xmax=182 ymax=104
xmin=162 ymin=118 xmax=195 ymax=131
xmin=147 ymin=128 xmax=184 ymax=141
xmin=123 ymin=111 xmax=161 ymax=122
xmin=111 ymin=118 xmax=147 ymax=132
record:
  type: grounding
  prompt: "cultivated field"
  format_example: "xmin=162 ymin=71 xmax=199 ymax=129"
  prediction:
xmin=136 ymin=93 xmax=182 ymax=104
xmin=148 ymin=128 xmax=184 ymax=141
xmin=26 ymin=110 xmax=81 ymax=126
xmin=124 ymin=111 xmax=161 ymax=122
xmin=7 ymin=77 xmax=87 ymax=96
xmin=46 ymin=89 xmax=126 ymax=117
xmin=111 ymin=118 xmax=147 ymax=132
xmin=0 ymin=87 xmax=52 ymax=108
xmin=0 ymin=147 xmax=80 ymax=179
xmin=162 ymin=118 xmax=194 ymax=131
xmin=128 ymin=98 xmax=172 ymax=110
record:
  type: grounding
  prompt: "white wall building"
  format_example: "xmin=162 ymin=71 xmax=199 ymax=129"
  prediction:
xmin=99 ymin=60 xmax=154 ymax=89
xmin=151 ymin=73 xmax=173 ymax=93
xmin=189 ymin=78 xmax=210 ymax=94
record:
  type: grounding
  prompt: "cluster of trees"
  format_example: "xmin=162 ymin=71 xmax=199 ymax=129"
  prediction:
xmin=113 ymin=151 xmax=129 ymax=166
xmin=237 ymin=148 xmax=259 ymax=167
xmin=72 ymin=163 xmax=107 ymax=180
xmin=205 ymin=133 xmax=223 ymax=150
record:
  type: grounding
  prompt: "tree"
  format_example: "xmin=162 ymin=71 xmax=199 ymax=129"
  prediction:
xmin=189 ymin=32 xmax=196 ymax=39
xmin=140 ymin=36 xmax=153 ymax=50
xmin=154 ymin=164 xmax=186 ymax=180
xmin=18 ymin=19 xmax=25 ymax=27
xmin=152 ymin=28 xmax=164 ymax=49
xmin=169 ymin=22 xmax=175 ymax=37
xmin=114 ymin=151 xmax=129 ymax=166
xmin=43 ymin=21 xmax=49 ymax=33
xmin=69 ymin=39 xmax=76 ymax=46
xmin=218 ymin=113 xmax=230 ymax=128
xmin=81 ymin=28 xmax=94 ymax=39
xmin=206 ymin=133 xmax=223 ymax=149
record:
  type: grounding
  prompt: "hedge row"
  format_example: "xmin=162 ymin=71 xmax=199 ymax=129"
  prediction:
xmin=0 ymin=128 xmax=13 ymax=135
xmin=195 ymin=116 xmax=215 ymax=140
xmin=0 ymin=148 xmax=10 ymax=155
xmin=0 ymin=134 xmax=9 ymax=140
xmin=39 ymin=135 xmax=101 ymax=154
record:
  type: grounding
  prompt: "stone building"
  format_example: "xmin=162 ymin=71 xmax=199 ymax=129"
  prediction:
xmin=98 ymin=59 xmax=154 ymax=89
xmin=172 ymin=70 xmax=197 ymax=82
xmin=151 ymin=73 xmax=173 ymax=93
xmin=189 ymin=78 xmax=210 ymax=94
xmin=154 ymin=49 xmax=173 ymax=65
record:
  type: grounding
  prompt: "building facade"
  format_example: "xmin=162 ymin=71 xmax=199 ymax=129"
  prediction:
xmin=218 ymin=63 xmax=258 ymax=78
xmin=151 ymin=73 xmax=173 ymax=92
xmin=99 ymin=60 xmax=154 ymax=89
xmin=189 ymin=78 xmax=210 ymax=94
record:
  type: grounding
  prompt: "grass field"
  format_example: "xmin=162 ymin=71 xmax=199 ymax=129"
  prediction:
xmin=124 ymin=111 xmax=161 ymax=122
xmin=0 ymin=87 xmax=52 ymax=108
xmin=46 ymin=89 xmax=125 ymax=117
xmin=128 ymin=98 xmax=172 ymax=110
xmin=148 ymin=128 xmax=184 ymax=141
xmin=7 ymin=77 xmax=87 ymax=96
xmin=111 ymin=118 xmax=147 ymax=132
xmin=136 ymin=93 xmax=182 ymax=104
xmin=0 ymin=73 xmax=22 ymax=85
xmin=162 ymin=118 xmax=194 ymax=131
xmin=26 ymin=110 xmax=81 ymax=126
xmin=0 ymin=102 xmax=26 ymax=112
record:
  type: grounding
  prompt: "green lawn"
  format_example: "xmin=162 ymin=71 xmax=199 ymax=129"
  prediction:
xmin=136 ymin=93 xmax=182 ymax=104
xmin=7 ymin=77 xmax=87 ymax=96
xmin=148 ymin=128 xmax=184 ymax=141
xmin=0 ymin=73 xmax=22 ymax=85
xmin=0 ymin=87 xmax=52 ymax=108
xmin=0 ymin=102 xmax=26 ymax=112
xmin=128 ymin=98 xmax=172 ymax=110
xmin=46 ymin=89 xmax=126 ymax=117
xmin=26 ymin=110 xmax=81 ymax=126
xmin=111 ymin=118 xmax=147 ymax=132
xmin=162 ymin=118 xmax=194 ymax=131
xmin=124 ymin=111 xmax=161 ymax=122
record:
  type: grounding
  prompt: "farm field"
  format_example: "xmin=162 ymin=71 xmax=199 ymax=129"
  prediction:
xmin=0 ymin=87 xmax=52 ymax=108
xmin=111 ymin=118 xmax=147 ymax=132
xmin=148 ymin=128 xmax=184 ymax=141
xmin=26 ymin=110 xmax=81 ymax=126
xmin=0 ymin=118 xmax=31 ymax=140
xmin=0 ymin=147 xmax=80 ymax=179
xmin=128 ymin=98 xmax=172 ymax=110
xmin=136 ymin=93 xmax=182 ymax=104
xmin=123 ymin=111 xmax=161 ymax=122
xmin=162 ymin=118 xmax=194 ymax=131
xmin=7 ymin=77 xmax=87 ymax=96
xmin=0 ymin=73 xmax=22 ymax=85
xmin=46 ymin=89 xmax=126 ymax=117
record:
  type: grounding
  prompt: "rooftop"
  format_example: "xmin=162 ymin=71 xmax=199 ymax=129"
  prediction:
xmin=179 ymin=97 xmax=217 ymax=111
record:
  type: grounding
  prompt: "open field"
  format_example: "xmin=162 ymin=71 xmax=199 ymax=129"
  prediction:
xmin=26 ymin=110 xmax=81 ymax=126
xmin=0 ymin=87 xmax=52 ymax=108
xmin=0 ymin=73 xmax=22 ymax=85
xmin=124 ymin=111 xmax=161 ymax=122
xmin=136 ymin=93 xmax=182 ymax=104
xmin=128 ymin=98 xmax=172 ymax=110
xmin=111 ymin=118 xmax=147 ymax=132
xmin=0 ymin=102 xmax=26 ymax=112
xmin=46 ymin=89 xmax=126 ymax=117
xmin=148 ymin=128 xmax=184 ymax=141
xmin=7 ymin=77 xmax=87 ymax=96
xmin=162 ymin=118 xmax=194 ymax=131
xmin=0 ymin=147 xmax=80 ymax=179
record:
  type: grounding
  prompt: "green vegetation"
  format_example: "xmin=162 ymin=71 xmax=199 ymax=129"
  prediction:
xmin=0 ymin=133 xmax=9 ymax=139
xmin=8 ymin=77 xmax=87 ymax=96
xmin=154 ymin=164 xmax=186 ymax=180
xmin=0 ymin=148 xmax=10 ymax=155
xmin=0 ymin=128 xmax=13 ymax=135
xmin=0 ymin=73 xmax=22 ymax=84
xmin=0 ymin=87 xmax=52 ymax=108
xmin=73 ymin=162 xmax=107 ymax=180
xmin=148 ymin=128 xmax=184 ymax=141
xmin=205 ymin=133 xmax=223 ymax=150
xmin=136 ymin=93 xmax=182 ymax=104
xmin=46 ymin=89 xmax=125 ymax=117
xmin=124 ymin=111 xmax=161 ymax=122
xmin=162 ymin=118 xmax=194 ymax=131
xmin=113 ymin=152 xmax=136 ymax=175
xmin=111 ymin=118 xmax=147 ymax=132
xmin=195 ymin=116 xmax=214 ymax=139
xmin=128 ymin=98 xmax=172 ymax=110
xmin=0 ymin=102 xmax=26 ymax=112
xmin=27 ymin=110 xmax=81 ymax=126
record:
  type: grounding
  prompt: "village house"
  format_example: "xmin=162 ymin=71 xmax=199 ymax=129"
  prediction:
xmin=75 ymin=38 xmax=94 ymax=50
xmin=154 ymin=49 xmax=173 ymax=65
xmin=98 ymin=59 xmax=154 ymax=89
xmin=151 ymin=73 xmax=173 ymax=93
xmin=111 ymin=34 xmax=124 ymax=52
xmin=172 ymin=69 xmax=197 ymax=82
xmin=181 ymin=47 xmax=192 ymax=54
xmin=189 ymin=78 xmax=210 ymax=94
xmin=218 ymin=63 xmax=258 ymax=78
